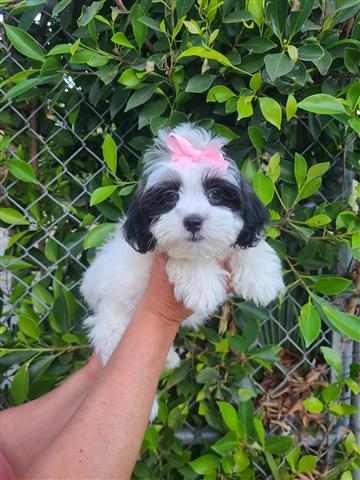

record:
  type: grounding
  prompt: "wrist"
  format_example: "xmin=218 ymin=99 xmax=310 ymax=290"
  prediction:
xmin=135 ymin=299 xmax=183 ymax=329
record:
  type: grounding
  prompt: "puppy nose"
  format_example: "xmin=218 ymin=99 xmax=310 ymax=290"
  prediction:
xmin=183 ymin=214 xmax=203 ymax=233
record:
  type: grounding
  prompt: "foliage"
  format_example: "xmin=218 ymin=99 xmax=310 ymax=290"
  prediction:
xmin=0 ymin=0 xmax=360 ymax=478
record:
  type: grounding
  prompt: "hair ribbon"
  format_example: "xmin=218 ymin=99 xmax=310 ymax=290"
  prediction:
xmin=166 ymin=133 xmax=228 ymax=172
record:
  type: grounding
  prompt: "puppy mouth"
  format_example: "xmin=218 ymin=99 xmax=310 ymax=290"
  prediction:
xmin=186 ymin=234 xmax=204 ymax=242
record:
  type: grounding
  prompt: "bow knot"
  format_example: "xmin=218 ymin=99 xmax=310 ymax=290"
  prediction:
xmin=166 ymin=133 xmax=228 ymax=172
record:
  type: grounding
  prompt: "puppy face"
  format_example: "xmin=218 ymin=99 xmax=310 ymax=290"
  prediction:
xmin=123 ymin=125 xmax=268 ymax=257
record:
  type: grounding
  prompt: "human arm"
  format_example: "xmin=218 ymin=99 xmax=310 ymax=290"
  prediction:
xmin=24 ymin=253 xmax=190 ymax=479
xmin=1 ymin=353 xmax=102 ymax=479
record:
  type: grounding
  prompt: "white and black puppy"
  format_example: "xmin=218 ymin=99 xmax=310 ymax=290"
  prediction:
xmin=81 ymin=123 xmax=284 ymax=379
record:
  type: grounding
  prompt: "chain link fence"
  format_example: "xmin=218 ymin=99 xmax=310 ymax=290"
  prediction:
xmin=0 ymin=5 xmax=359 ymax=478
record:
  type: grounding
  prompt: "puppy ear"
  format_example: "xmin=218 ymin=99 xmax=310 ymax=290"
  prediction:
xmin=236 ymin=178 xmax=269 ymax=249
xmin=123 ymin=187 xmax=156 ymax=254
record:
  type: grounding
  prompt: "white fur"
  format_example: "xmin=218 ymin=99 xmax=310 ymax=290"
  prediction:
xmin=81 ymin=123 xmax=284 ymax=419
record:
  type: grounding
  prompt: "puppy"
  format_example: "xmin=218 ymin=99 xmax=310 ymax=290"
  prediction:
xmin=81 ymin=124 xmax=284 ymax=413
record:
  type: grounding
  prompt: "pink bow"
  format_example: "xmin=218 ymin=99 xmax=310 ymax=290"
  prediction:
xmin=166 ymin=133 xmax=228 ymax=172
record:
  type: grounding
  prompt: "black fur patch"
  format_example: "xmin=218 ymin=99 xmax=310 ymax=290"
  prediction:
xmin=123 ymin=179 xmax=181 ymax=253
xmin=203 ymin=174 xmax=269 ymax=248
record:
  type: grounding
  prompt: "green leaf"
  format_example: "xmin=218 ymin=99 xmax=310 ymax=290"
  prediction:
xmin=329 ymin=403 xmax=358 ymax=416
xmin=30 ymin=355 xmax=56 ymax=383
xmin=18 ymin=316 xmax=40 ymax=340
xmin=299 ymin=302 xmax=321 ymax=347
xmin=102 ymin=134 xmax=117 ymax=175
xmin=313 ymin=49 xmax=333 ymax=75
xmin=207 ymin=85 xmax=235 ymax=103
xmin=264 ymin=52 xmax=294 ymax=81
xmin=254 ymin=418 xmax=265 ymax=445
xmin=265 ymin=452 xmax=281 ymax=480
xmin=298 ymin=178 xmax=322 ymax=201
xmin=83 ymin=223 xmax=117 ymax=249
xmin=78 ymin=0 xmax=105 ymax=27
xmin=119 ymin=184 xmax=135 ymax=196
xmin=11 ymin=365 xmax=29 ymax=405
xmin=345 ymin=432 xmax=356 ymax=454
xmin=344 ymin=378 xmax=360 ymax=395
xmin=4 ymin=24 xmax=45 ymax=62
xmin=131 ymin=4 xmax=147 ymax=49
xmin=248 ymin=126 xmax=263 ymax=152
xmin=90 ymin=185 xmax=119 ymax=206
xmin=190 ymin=454 xmax=220 ymax=475
xmin=53 ymin=0 xmax=73 ymax=16
xmin=251 ymin=345 xmax=280 ymax=363
xmin=223 ymin=9 xmax=253 ymax=23
xmin=267 ymin=153 xmax=281 ymax=182
xmin=289 ymin=0 xmax=315 ymax=38
xmin=234 ymin=448 xmax=250 ymax=472
xmin=320 ymin=304 xmax=360 ymax=342
xmin=178 ymin=47 xmax=234 ymax=68
xmin=237 ymin=96 xmax=253 ymax=120
xmin=119 ymin=68 xmax=142 ymax=88
xmin=320 ymin=346 xmax=342 ymax=374
xmin=125 ymin=85 xmax=155 ymax=112
xmin=248 ymin=0 xmax=265 ymax=26
xmin=111 ymin=32 xmax=135 ymax=49
xmin=241 ymin=37 xmax=276 ymax=54
xmin=306 ymin=162 xmax=330 ymax=181
xmin=52 ymin=290 xmax=77 ymax=333
xmin=87 ymin=53 xmax=110 ymax=67
xmin=0 ymin=68 xmax=38 ymax=88
xmin=266 ymin=0 xmax=288 ymax=39
xmin=252 ymin=171 xmax=274 ymax=205
xmin=298 ymin=455 xmax=317 ymax=474
xmin=0 ymin=255 xmax=32 ymax=271
xmin=259 ymin=97 xmax=282 ymax=129
xmin=265 ymin=435 xmax=293 ymax=454
xmin=297 ymin=94 xmax=347 ymax=115
xmin=211 ymin=432 xmax=237 ymax=455
xmin=138 ymin=16 xmax=162 ymax=32
xmin=322 ymin=384 xmax=341 ymax=403
xmin=2 ymin=76 xmax=56 ymax=101
xmin=313 ymin=276 xmax=352 ymax=294
xmin=298 ymin=43 xmax=325 ymax=61
xmin=286 ymin=447 xmax=301 ymax=470
xmin=185 ymin=74 xmax=216 ymax=93
xmin=217 ymin=401 xmax=239 ymax=433
xmin=349 ymin=117 xmax=360 ymax=135
xmin=341 ymin=471 xmax=353 ymax=480
xmin=305 ymin=214 xmax=331 ymax=227
xmin=0 ymin=208 xmax=29 ymax=225
xmin=249 ymin=72 xmax=262 ymax=92
xmin=344 ymin=47 xmax=360 ymax=74
xmin=303 ymin=396 xmax=323 ymax=413
xmin=286 ymin=94 xmax=297 ymax=121
xmin=294 ymin=153 xmax=307 ymax=189
xmin=346 ymin=80 xmax=360 ymax=110
xmin=8 ymin=158 xmax=38 ymax=184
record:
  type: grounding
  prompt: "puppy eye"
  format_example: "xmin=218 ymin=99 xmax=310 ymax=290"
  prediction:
xmin=208 ymin=188 xmax=223 ymax=202
xmin=163 ymin=189 xmax=179 ymax=203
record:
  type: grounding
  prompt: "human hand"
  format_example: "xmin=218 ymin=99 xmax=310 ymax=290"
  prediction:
xmin=139 ymin=253 xmax=192 ymax=325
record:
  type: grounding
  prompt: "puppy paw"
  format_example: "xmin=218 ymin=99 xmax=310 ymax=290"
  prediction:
xmin=185 ymin=284 xmax=227 ymax=315
xmin=232 ymin=272 xmax=284 ymax=306
xmin=230 ymin=240 xmax=284 ymax=307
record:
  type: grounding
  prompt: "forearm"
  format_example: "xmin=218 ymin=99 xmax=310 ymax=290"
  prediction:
xmin=25 ymin=305 xmax=179 ymax=479
xmin=2 ymin=358 xmax=99 ymax=478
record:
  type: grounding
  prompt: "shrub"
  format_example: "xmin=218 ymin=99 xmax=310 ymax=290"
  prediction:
xmin=0 ymin=0 xmax=359 ymax=478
